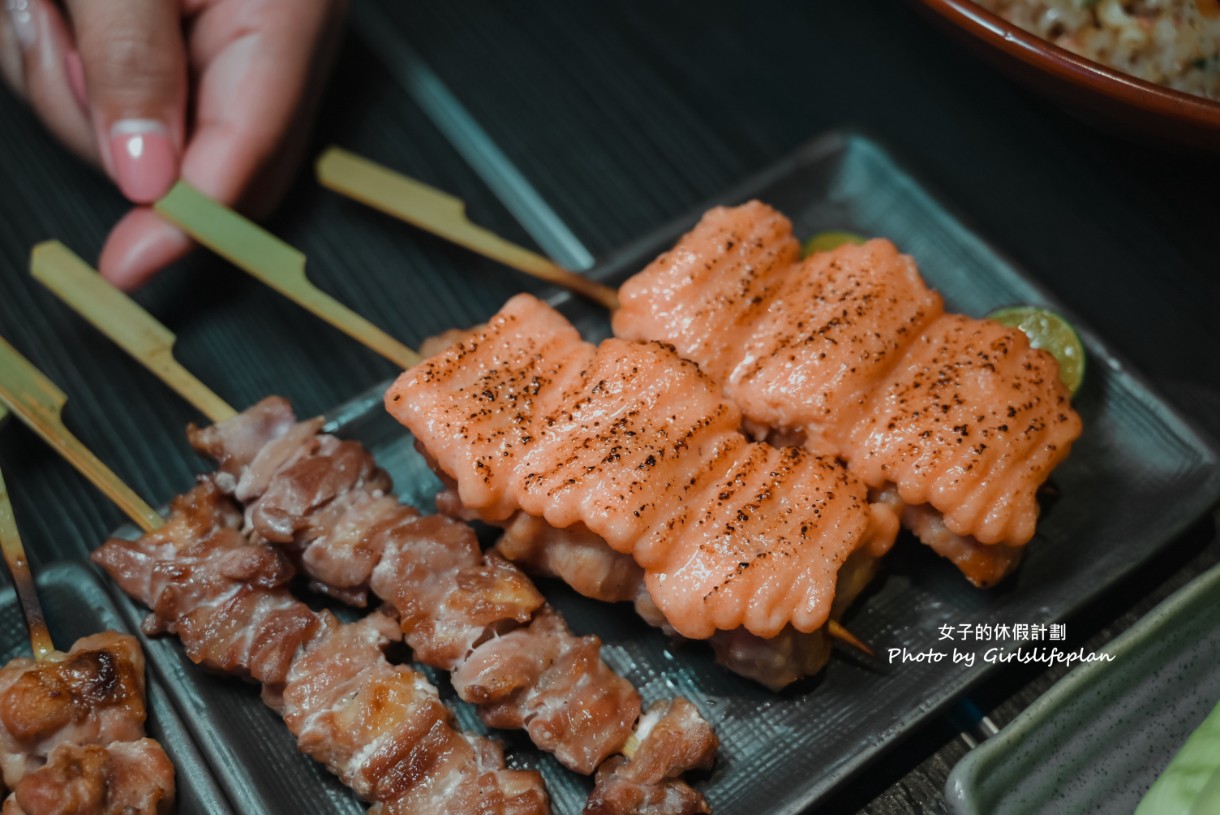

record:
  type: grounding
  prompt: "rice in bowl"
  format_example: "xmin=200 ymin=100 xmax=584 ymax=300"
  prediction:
xmin=975 ymin=0 xmax=1220 ymax=100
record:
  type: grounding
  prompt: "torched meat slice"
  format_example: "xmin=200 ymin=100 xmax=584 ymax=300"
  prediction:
xmin=842 ymin=313 xmax=1081 ymax=550
xmin=611 ymin=202 xmax=1083 ymax=581
xmin=494 ymin=516 xmax=835 ymax=690
xmin=388 ymin=294 xmax=897 ymax=640
xmin=0 ymin=633 xmax=147 ymax=789
xmin=586 ymin=699 xmax=718 ymax=815
xmin=281 ymin=612 xmax=547 ymax=815
xmin=452 ymin=608 xmax=640 ymax=775
xmin=91 ymin=484 xmax=318 ymax=688
xmin=4 ymin=738 xmax=174 ymax=815
xmin=615 ymin=211 xmax=943 ymax=458
xmin=613 ymin=201 xmax=801 ymax=390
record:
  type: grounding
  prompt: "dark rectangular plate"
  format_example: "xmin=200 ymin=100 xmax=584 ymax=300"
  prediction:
xmin=0 ymin=562 xmax=232 ymax=815
xmin=53 ymin=131 xmax=1220 ymax=814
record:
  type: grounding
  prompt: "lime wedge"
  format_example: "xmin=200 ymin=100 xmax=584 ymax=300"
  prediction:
xmin=801 ymin=231 xmax=866 ymax=258
xmin=987 ymin=306 xmax=1085 ymax=396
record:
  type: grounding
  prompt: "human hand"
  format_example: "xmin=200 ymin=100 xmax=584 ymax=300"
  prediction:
xmin=1 ymin=0 xmax=348 ymax=288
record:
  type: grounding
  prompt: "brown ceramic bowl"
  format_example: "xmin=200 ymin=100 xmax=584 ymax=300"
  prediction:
xmin=913 ymin=0 xmax=1220 ymax=151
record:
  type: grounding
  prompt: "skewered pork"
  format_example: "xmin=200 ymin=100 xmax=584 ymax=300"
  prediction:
xmin=0 ymin=632 xmax=174 ymax=815
xmin=189 ymin=397 xmax=719 ymax=811
xmin=93 ymin=482 xmax=549 ymax=815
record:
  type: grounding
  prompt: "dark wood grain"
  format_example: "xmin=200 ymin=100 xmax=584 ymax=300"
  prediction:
xmin=0 ymin=1 xmax=1217 ymax=813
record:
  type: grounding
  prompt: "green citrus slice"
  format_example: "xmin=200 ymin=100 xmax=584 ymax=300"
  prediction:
xmin=801 ymin=230 xmax=867 ymax=258
xmin=987 ymin=306 xmax=1085 ymax=396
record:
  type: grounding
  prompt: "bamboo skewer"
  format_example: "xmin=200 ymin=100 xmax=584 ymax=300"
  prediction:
xmin=0 ymin=339 xmax=163 ymax=534
xmin=34 ymin=245 xmax=233 ymax=425
xmin=31 ymin=242 xmax=236 ymax=424
xmin=316 ymin=147 xmax=620 ymax=311
xmin=0 ymin=436 xmax=54 ymax=660
xmin=154 ymin=182 xmax=420 ymax=370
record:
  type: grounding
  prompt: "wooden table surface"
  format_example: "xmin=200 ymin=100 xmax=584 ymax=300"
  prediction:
xmin=1 ymin=1 xmax=1218 ymax=812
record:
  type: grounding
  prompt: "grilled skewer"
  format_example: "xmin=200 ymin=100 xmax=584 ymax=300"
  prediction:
xmin=315 ymin=158 xmax=1080 ymax=588
xmin=0 ymin=421 xmax=175 ymax=815
xmin=118 ymin=191 xmax=875 ymax=666
xmin=0 ymin=339 xmax=547 ymax=815
xmin=32 ymin=245 xmax=720 ymax=812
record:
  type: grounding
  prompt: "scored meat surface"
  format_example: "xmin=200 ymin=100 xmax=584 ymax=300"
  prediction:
xmin=612 ymin=202 xmax=1082 ymax=583
xmin=387 ymin=294 xmax=898 ymax=640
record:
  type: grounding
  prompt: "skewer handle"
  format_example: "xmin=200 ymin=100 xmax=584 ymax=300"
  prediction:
xmin=0 ymin=339 xmax=163 ymax=533
xmin=0 ymin=441 xmax=54 ymax=660
xmin=155 ymin=182 xmax=421 ymax=370
xmin=316 ymin=147 xmax=620 ymax=312
xmin=31 ymin=241 xmax=237 ymax=425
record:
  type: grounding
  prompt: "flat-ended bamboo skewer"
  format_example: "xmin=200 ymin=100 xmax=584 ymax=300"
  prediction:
xmin=33 ymin=244 xmax=232 ymax=425
xmin=316 ymin=147 xmax=620 ymax=311
xmin=0 ymin=435 xmax=54 ymax=660
xmin=154 ymin=182 xmax=420 ymax=370
xmin=32 ymin=241 xmax=236 ymax=424
xmin=0 ymin=339 xmax=163 ymax=534
xmin=36 ymin=241 xmax=869 ymax=660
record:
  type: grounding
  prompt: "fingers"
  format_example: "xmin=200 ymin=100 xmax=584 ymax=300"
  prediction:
xmin=63 ymin=0 xmax=186 ymax=203
xmin=100 ymin=0 xmax=347 ymax=288
xmin=98 ymin=208 xmax=195 ymax=290
xmin=2 ymin=0 xmax=95 ymax=162
xmin=181 ymin=0 xmax=344 ymax=206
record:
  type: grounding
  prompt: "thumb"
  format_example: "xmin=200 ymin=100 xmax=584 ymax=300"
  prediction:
xmin=64 ymin=0 xmax=186 ymax=204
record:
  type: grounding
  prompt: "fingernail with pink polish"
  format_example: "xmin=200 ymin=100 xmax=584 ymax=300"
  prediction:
xmin=65 ymin=50 xmax=87 ymax=110
xmin=108 ymin=120 xmax=176 ymax=204
xmin=6 ymin=0 xmax=37 ymax=48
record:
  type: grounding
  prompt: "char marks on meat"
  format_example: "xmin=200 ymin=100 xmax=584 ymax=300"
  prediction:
xmin=0 ymin=633 xmax=174 ymax=815
xmin=4 ymin=738 xmax=174 ymax=815
xmin=386 ymin=294 xmax=898 ymax=641
xmin=191 ymin=397 xmax=719 ymax=804
xmin=92 ymin=482 xmax=547 ymax=815
xmin=612 ymin=203 xmax=1082 ymax=584
xmin=452 ymin=607 xmax=639 ymax=775
xmin=282 ymin=611 xmax=546 ymax=815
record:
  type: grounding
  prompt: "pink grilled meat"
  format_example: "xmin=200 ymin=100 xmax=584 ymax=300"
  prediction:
xmin=92 ymin=483 xmax=548 ymax=815
xmin=192 ymin=399 xmax=718 ymax=795
xmin=4 ymin=738 xmax=174 ymax=815
xmin=388 ymin=294 xmax=897 ymax=640
xmin=587 ymin=699 xmax=718 ymax=815
xmin=0 ymin=634 xmax=145 ymax=788
xmin=281 ymin=611 xmax=546 ymax=815
xmin=613 ymin=202 xmax=1082 ymax=585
